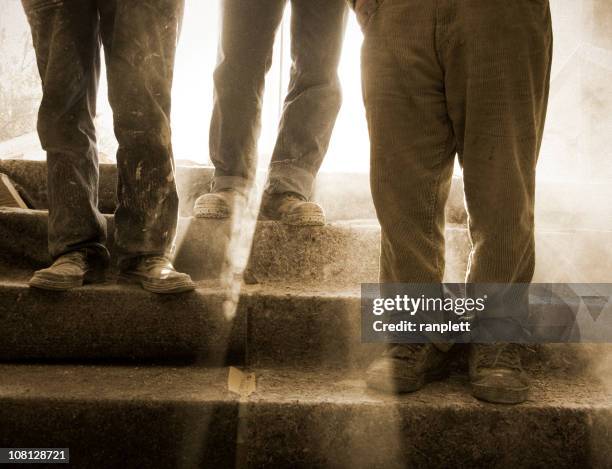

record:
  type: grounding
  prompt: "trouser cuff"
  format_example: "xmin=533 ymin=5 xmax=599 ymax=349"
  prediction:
xmin=265 ymin=162 xmax=316 ymax=199
xmin=212 ymin=175 xmax=252 ymax=197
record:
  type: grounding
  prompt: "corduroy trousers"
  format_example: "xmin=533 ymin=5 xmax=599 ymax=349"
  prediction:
xmin=362 ymin=0 xmax=553 ymax=286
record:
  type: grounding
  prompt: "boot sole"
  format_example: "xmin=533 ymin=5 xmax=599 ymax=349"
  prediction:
xmin=118 ymin=273 xmax=196 ymax=294
xmin=471 ymin=382 xmax=529 ymax=404
xmin=259 ymin=208 xmax=326 ymax=226
xmin=282 ymin=214 xmax=326 ymax=226
xmin=193 ymin=207 xmax=231 ymax=219
xmin=29 ymin=271 xmax=105 ymax=292
xmin=366 ymin=367 xmax=449 ymax=394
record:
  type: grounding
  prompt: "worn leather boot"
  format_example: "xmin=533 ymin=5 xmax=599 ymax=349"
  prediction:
xmin=119 ymin=255 xmax=196 ymax=294
xmin=365 ymin=343 xmax=450 ymax=393
xmin=260 ymin=192 xmax=325 ymax=226
xmin=29 ymin=250 xmax=105 ymax=291
xmin=469 ymin=343 xmax=530 ymax=404
xmin=193 ymin=190 xmax=245 ymax=219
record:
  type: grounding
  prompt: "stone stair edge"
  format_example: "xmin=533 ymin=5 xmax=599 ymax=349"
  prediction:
xmin=0 ymin=207 xmax=612 ymax=233
xmin=0 ymin=271 xmax=363 ymax=297
xmin=2 ymin=364 xmax=610 ymax=468
xmin=0 ymin=273 xmax=610 ymax=375
xmin=0 ymin=364 xmax=608 ymax=407
xmin=3 ymin=159 xmax=611 ymax=228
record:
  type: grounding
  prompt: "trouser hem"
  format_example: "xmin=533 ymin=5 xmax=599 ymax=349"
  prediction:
xmin=212 ymin=175 xmax=252 ymax=197
xmin=265 ymin=162 xmax=316 ymax=199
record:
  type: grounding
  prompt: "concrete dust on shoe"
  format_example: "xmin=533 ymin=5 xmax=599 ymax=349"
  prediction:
xmin=118 ymin=256 xmax=196 ymax=294
xmin=193 ymin=190 xmax=247 ymax=220
xmin=118 ymin=271 xmax=196 ymax=295
xmin=260 ymin=193 xmax=327 ymax=226
xmin=28 ymin=274 xmax=83 ymax=291
xmin=27 ymin=251 xmax=103 ymax=292
xmin=282 ymin=203 xmax=327 ymax=226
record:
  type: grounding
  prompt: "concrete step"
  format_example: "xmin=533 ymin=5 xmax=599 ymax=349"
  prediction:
xmin=2 ymin=159 xmax=612 ymax=229
xmin=0 ymin=159 xmax=462 ymax=223
xmin=0 ymin=272 xmax=609 ymax=372
xmin=0 ymin=364 xmax=611 ymax=468
xmin=0 ymin=274 xmax=377 ymax=365
xmin=1 ymin=208 xmax=612 ymax=284
xmin=0 ymin=208 xmax=455 ymax=284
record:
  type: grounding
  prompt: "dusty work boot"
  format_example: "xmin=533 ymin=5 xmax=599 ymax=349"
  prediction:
xmin=365 ymin=343 xmax=450 ymax=393
xmin=193 ymin=190 xmax=245 ymax=219
xmin=29 ymin=250 xmax=106 ymax=291
xmin=469 ymin=343 xmax=530 ymax=404
xmin=260 ymin=191 xmax=325 ymax=226
xmin=119 ymin=255 xmax=196 ymax=294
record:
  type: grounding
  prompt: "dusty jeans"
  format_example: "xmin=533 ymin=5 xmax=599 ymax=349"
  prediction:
xmin=362 ymin=0 xmax=553 ymax=339
xmin=210 ymin=0 xmax=348 ymax=199
xmin=22 ymin=0 xmax=184 ymax=262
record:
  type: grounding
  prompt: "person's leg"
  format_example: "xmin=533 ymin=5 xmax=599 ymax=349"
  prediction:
xmin=100 ymin=0 xmax=194 ymax=293
xmin=264 ymin=0 xmax=347 ymax=200
xmin=22 ymin=0 xmax=109 ymax=290
xmin=442 ymin=0 xmax=553 ymax=403
xmin=22 ymin=0 xmax=107 ymax=261
xmin=364 ymin=2 xmax=456 ymax=285
xmin=361 ymin=0 xmax=457 ymax=393
xmin=209 ymin=0 xmax=287 ymax=194
xmin=260 ymin=0 xmax=348 ymax=226
xmin=194 ymin=0 xmax=286 ymax=219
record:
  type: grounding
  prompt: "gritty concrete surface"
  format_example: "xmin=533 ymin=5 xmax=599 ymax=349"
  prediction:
xmin=0 ymin=159 xmax=213 ymax=217
xmin=2 ymin=161 xmax=611 ymax=468
xmin=0 ymin=208 xmax=472 ymax=283
xmin=3 ymin=159 xmax=612 ymax=230
xmin=0 ymin=274 xmax=374 ymax=365
xmin=0 ymin=365 xmax=611 ymax=468
xmin=0 ymin=278 xmax=245 ymax=363
xmin=0 ymin=365 xmax=237 ymax=468
xmin=1 ymin=271 xmax=610 ymax=373
xmin=3 ymin=207 xmax=612 ymax=283
xmin=0 ymin=159 xmax=120 ymax=213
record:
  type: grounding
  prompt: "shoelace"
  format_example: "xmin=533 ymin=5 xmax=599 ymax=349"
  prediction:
xmin=475 ymin=344 xmax=522 ymax=371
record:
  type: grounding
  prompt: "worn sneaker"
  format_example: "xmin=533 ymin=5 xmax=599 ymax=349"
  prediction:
xmin=29 ymin=250 xmax=105 ymax=291
xmin=469 ymin=343 xmax=530 ymax=404
xmin=193 ymin=190 xmax=245 ymax=219
xmin=260 ymin=192 xmax=325 ymax=226
xmin=365 ymin=343 xmax=450 ymax=393
xmin=118 ymin=255 xmax=196 ymax=294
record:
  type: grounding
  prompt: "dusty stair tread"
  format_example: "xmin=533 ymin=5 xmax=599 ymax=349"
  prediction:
xmin=2 ymin=207 xmax=612 ymax=284
xmin=0 ymin=364 xmax=608 ymax=407
xmin=1 ymin=365 xmax=611 ymax=468
xmin=0 ymin=266 xmax=363 ymax=296
xmin=3 ymin=159 xmax=612 ymax=230
xmin=0 ymin=159 xmax=465 ymax=223
xmin=0 ymin=271 xmax=610 ymax=372
xmin=0 ymin=273 xmax=366 ymax=364
xmin=0 ymin=208 xmax=387 ymax=284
